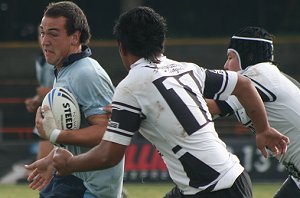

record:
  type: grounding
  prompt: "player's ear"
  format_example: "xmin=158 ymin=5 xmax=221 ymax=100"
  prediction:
xmin=71 ymin=31 xmax=81 ymax=45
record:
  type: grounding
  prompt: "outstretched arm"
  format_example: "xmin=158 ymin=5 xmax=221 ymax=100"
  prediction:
xmin=52 ymin=140 xmax=127 ymax=176
xmin=25 ymin=148 xmax=56 ymax=190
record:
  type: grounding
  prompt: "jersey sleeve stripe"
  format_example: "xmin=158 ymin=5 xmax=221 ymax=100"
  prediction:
xmin=204 ymin=70 xmax=230 ymax=100
xmin=112 ymin=101 xmax=141 ymax=113
xmin=215 ymin=72 xmax=229 ymax=100
xmin=102 ymin=131 xmax=131 ymax=145
xmin=106 ymin=128 xmax=134 ymax=137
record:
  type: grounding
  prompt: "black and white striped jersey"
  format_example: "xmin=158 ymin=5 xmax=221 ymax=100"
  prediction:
xmin=103 ymin=56 xmax=244 ymax=194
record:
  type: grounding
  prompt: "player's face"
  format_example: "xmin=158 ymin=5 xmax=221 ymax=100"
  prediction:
xmin=224 ymin=51 xmax=241 ymax=72
xmin=39 ymin=16 xmax=77 ymax=68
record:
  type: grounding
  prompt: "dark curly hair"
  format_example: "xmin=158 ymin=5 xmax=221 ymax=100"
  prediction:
xmin=113 ymin=6 xmax=167 ymax=63
xmin=228 ymin=26 xmax=274 ymax=69
xmin=44 ymin=1 xmax=91 ymax=45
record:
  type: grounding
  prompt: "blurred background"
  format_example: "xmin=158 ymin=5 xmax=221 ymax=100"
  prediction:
xmin=1 ymin=0 xmax=300 ymax=40
xmin=1 ymin=0 xmax=299 ymax=185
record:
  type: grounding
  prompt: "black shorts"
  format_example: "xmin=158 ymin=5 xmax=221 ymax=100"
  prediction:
xmin=40 ymin=174 xmax=86 ymax=198
xmin=165 ymin=170 xmax=252 ymax=198
xmin=274 ymin=176 xmax=300 ymax=198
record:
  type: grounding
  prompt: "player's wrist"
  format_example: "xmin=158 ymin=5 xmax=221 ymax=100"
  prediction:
xmin=50 ymin=129 xmax=61 ymax=144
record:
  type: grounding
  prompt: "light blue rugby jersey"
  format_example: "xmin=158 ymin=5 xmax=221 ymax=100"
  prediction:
xmin=54 ymin=46 xmax=124 ymax=198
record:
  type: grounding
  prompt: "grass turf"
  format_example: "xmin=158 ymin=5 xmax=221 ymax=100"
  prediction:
xmin=0 ymin=182 xmax=281 ymax=198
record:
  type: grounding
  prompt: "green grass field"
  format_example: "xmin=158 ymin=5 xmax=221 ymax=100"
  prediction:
xmin=0 ymin=182 xmax=281 ymax=198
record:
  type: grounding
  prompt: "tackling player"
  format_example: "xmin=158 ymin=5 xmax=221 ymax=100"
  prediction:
xmin=30 ymin=7 xmax=288 ymax=198
xmin=206 ymin=26 xmax=300 ymax=198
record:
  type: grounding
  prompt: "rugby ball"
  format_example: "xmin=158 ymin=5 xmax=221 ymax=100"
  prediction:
xmin=42 ymin=87 xmax=81 ymax=130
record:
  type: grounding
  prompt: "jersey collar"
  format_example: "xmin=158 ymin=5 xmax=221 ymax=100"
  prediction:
xmin=130 ymin=55 xmax=166 ymax=69
xmin=62 ymin=45 xmax=92 ymax=67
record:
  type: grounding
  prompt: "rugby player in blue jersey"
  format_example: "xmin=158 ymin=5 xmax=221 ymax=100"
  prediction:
xmin=25 ymin=1 xmax=124 ymax=198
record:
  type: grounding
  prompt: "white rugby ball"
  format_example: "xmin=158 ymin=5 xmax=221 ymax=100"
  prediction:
xmin=42 ymin=87 xmax=81 ymax=130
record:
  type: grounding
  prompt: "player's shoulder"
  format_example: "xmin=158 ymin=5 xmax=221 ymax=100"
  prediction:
xmin=243 ymin=62 xmax=280 ymax=82
xmin=177 ymin=60 xmax=202 ymax=69
xmin=75 ymin=57 xmax=100 ymax=69
xmin=70 ymin=57 xmax=105 ymax=78
xmin=116 ymin=71 xmax=141 ymax=92
xmin=246 ymin=62 xmax=279 ymax=74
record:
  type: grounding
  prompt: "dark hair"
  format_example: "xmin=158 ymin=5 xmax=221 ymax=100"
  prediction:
xmin=113 ymin=6 xmax=167 ymax=63
xmin=228 ymin=26 xmax=274 ymax=69
xmin=44 ymin=1 xmax=91 ymax=45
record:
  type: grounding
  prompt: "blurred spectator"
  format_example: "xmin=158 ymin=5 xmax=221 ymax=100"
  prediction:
xmin=24 ymin=28 xmax=54 ymax=160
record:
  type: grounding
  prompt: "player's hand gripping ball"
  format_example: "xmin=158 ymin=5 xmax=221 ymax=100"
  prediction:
xmin=42 ymin=87 xmax=81 ymax=130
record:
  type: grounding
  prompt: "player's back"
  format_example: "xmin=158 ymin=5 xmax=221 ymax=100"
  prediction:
xmin=117 ymin=56 xmax=244 ymax=193
xmin=123 ymin=56 xmax=211 ymax=143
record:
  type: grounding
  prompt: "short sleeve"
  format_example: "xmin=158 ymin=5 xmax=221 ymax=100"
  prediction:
xmin=204 ymin=70 xmax=238 ymax=100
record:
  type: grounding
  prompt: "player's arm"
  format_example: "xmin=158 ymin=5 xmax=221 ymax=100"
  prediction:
xmin=53 ymin=141 xmax=127 ymax=176
xmin=232 ymin=75 xmax=267 ymax=130
xmin=206 ymin=99 xmax=234 ymax=117
xmin=54 ymin=114 xmax=109 ymax=147
xmin=205 ymin=73 xmax=264 ymax=122
xmin=52 ymin=83 xmax=140 ymax=175
xmin=25 ymin=147 xmax=57 ymax=190
xmin=204 ymin=69 xmax=274 ymax=122
xmin=231 ymin=74 xmax=289 ymax=157
xmin=206 ymin=99 xmax=221 ymax=115
xmin=36 ymin=106 xmax=109 ymax=147
xmin=204 ymin=70 xmax=289 ymax=157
